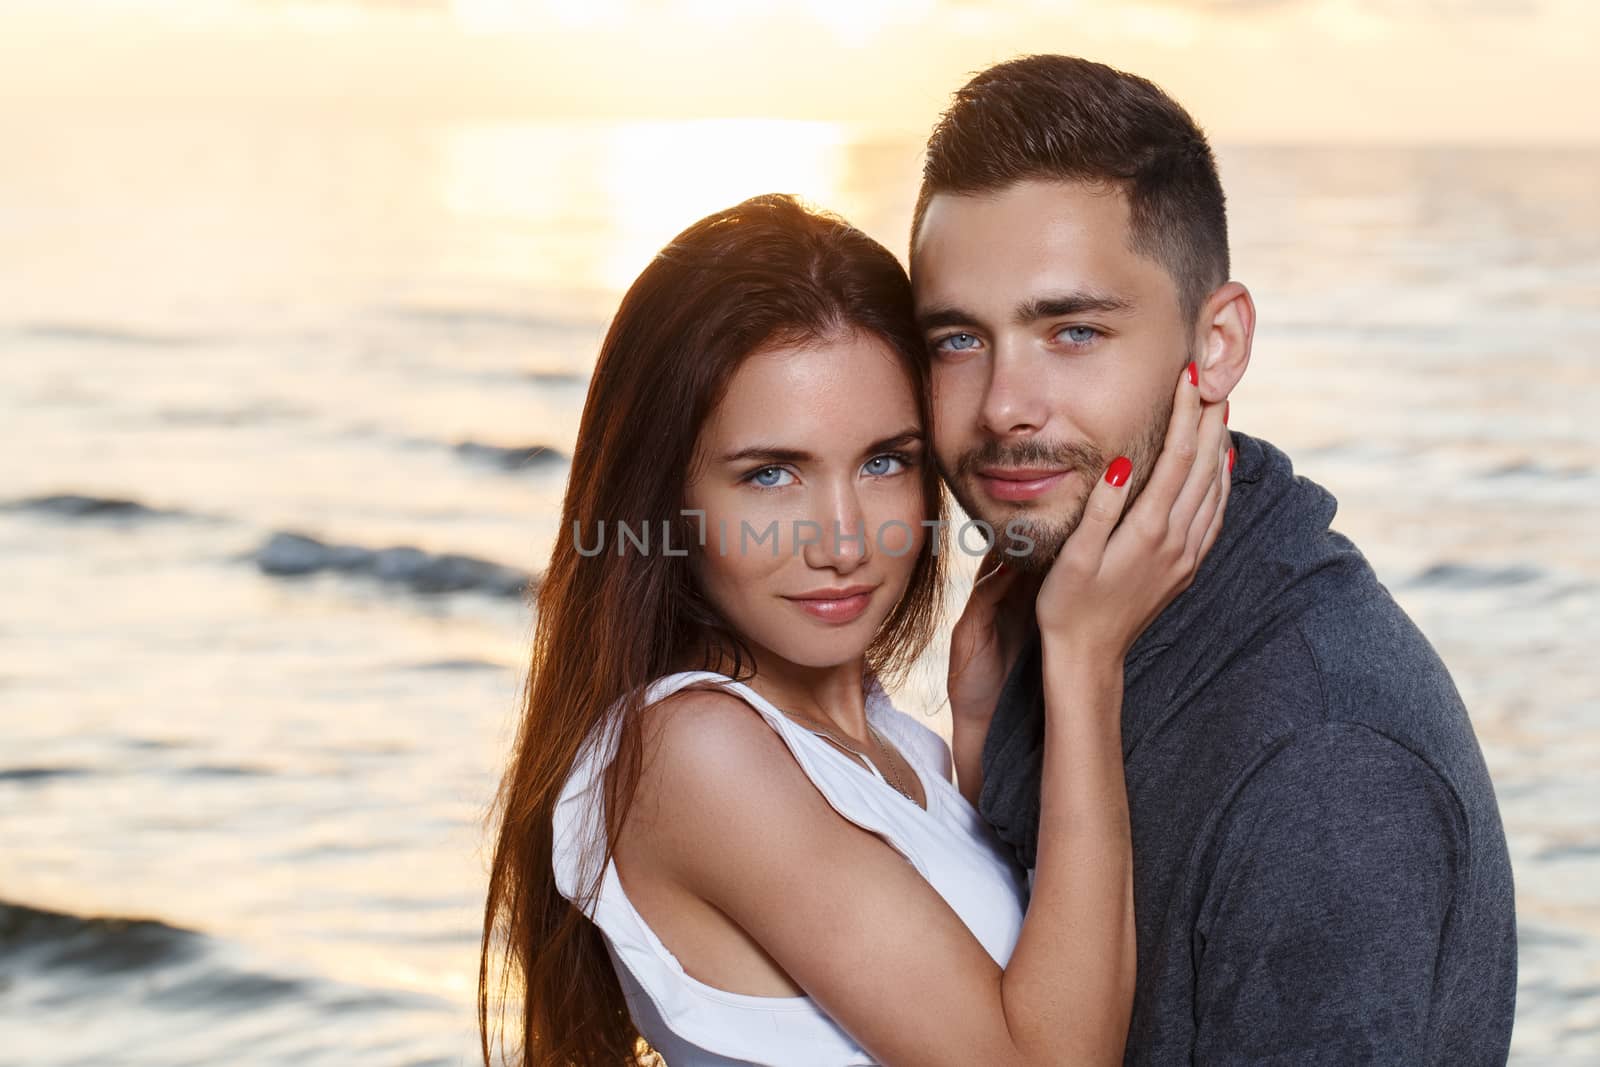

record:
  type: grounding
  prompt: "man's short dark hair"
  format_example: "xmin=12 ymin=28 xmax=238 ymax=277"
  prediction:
xmin=913 ymin=54 xmax=1230 ymax=326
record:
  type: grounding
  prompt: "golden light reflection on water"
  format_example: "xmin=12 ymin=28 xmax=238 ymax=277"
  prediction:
xmin=440 ymin=118 xmax=854 ymax=296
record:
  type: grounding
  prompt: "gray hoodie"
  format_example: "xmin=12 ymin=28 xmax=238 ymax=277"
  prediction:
xmin=980 ymin=429 xmax=1517 ymax=1065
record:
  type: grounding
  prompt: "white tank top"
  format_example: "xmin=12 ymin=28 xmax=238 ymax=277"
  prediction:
xmin=551 ymin=670 xmax=1028 ymax=1066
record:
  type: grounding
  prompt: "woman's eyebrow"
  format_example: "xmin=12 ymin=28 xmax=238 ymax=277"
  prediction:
xmin=718 ymin=444 xmax=810 ymax=464
xmin=862 ymin=429 xmax=923 ymax=455
xmin=718 ymin=427 xmax=922 ymax=466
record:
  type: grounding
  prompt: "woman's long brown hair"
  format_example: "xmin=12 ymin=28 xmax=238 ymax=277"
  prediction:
xmin=478 ymin=193 xmax=949 ymax=1065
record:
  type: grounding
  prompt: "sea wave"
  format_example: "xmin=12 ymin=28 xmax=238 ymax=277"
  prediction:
xmin=452 ymin=439 xmax=568 ymax=471
xmin=2 ymin=493 xmax=196 ymax=521
xmin=15 ymin=321 xmax=210 ymax=348
xmin=0 ymin=898 xmax=460 ymax=1066
xmin=250 ymin=530 xmax=536 ymax=597
xmin=1407 ymin=561 xmax=1549 ymax=589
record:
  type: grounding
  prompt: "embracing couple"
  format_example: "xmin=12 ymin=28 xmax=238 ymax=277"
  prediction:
xmin=480 ymin=55 xmax=1517 ymax=1066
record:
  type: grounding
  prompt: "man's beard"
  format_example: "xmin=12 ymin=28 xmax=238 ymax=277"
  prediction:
xmin=942 ymin=396 xmax=1173 ymax=575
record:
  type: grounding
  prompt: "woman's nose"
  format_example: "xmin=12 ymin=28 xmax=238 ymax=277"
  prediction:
xmin=802 ymin=485 xmax=870 ymax=573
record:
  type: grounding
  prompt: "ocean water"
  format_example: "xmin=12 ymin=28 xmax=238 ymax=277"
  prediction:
xmin=1 ymin=118 xmax=1595 ymax=1064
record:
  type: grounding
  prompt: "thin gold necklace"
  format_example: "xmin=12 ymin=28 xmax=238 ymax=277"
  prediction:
xmin=779 ymin=708 xmax=918 ymax=807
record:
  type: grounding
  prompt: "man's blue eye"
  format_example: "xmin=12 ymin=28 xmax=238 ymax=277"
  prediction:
xmin=1059 ymin=326 xmax=1098 ymax=345
xmin=938 ymin=333 xmax=980 ymax=352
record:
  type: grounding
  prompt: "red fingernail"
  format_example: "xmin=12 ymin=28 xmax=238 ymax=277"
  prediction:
xmin=1228 ymin=447 xmax=1236 ymax=472
xmin=1105 ymin=456 xmax=1133 ymax=487
xmin=1186 ymin=361 xmax=1199 ymax=387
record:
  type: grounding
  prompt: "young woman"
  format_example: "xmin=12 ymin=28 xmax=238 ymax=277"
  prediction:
xmin=479 ymin=193 xmax=1231 ymax=1066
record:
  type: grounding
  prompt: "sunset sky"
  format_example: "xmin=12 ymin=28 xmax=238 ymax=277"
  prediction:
xmin=2 ymin=0 xmax=1596 ymax=142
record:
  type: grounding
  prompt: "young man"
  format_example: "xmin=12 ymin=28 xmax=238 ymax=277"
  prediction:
xmin=911 ymin=55 xmax=1516 ymax=1063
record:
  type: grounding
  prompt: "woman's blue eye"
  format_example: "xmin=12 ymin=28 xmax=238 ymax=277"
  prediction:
xmin=863 ymin=454 xmax=907 ymax=477
xmin=1058 ymin=325 xmax=1099 ymax=345
xmin=936 ymin=332 xmax=980 ymax=352
xmin=747 ymin=466 xmax=794 ymax=488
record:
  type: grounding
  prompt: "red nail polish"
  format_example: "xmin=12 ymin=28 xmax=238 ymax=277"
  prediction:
xmin=1105 ymin=456 xmax=1133 ymax=487
xmin=1186 ymin=361 xmax=1199 ymax=387
xmin=1228 ymin=447 xmax=1236 ymax=472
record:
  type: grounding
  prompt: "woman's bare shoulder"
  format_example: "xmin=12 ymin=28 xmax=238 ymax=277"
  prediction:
xmin=640 ymin=684 xmax=779 ymax=761
xmin=632 ymin=686 xmax=814 ymax=814
xmin=621 ymin=684 xmax=845 ymax=889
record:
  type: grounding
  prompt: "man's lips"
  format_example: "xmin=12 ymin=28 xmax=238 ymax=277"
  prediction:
xmin=976 ymin=466 xmax=1074 ymax=502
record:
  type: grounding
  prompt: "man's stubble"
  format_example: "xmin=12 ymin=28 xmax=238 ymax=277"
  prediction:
xmin=940 ymin=388 xmax=1175 ymax=576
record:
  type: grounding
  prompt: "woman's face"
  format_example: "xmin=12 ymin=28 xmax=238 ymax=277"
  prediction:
xmin=684 ymin=330 xmax=928 ymax=671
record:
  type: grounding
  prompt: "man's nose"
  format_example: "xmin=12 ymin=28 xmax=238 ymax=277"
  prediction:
xmin=979 ymin=346 xmax=1048 ymax=438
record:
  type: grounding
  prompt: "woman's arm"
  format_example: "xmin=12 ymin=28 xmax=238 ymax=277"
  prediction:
xmin=947 ymin=558 xmax=1030 ymax=805
xmin=950 ymin=702 xmax=992 ymax=805
xmin=1011 ymin=654 xmax=1132 ymax=1059
xmin=634 ymin=672 xmax=1129 ymax=1065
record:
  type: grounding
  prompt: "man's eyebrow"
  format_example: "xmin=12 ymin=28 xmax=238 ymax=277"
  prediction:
xmin=917 ymin=290 xmax=1136 ymax=333
xmin=1016 ymin=290 xmax=1136 ymax=321
xmin=916 ymin=306 xmax=979 ymax=332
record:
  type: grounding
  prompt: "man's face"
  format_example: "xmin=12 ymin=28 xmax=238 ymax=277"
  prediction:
xmin=912 ymin=178 xmax=1196 ymax=573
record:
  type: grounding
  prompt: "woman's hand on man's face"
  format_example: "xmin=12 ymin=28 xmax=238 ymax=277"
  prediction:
xmin=1035 ymin=361 xmax=1232 ymax=666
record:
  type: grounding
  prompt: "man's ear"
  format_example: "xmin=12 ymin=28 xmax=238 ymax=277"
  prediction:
xmin=1194 ymin=281 xmax=1254 ymax=404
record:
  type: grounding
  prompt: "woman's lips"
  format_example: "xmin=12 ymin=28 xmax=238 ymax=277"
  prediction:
xmin=978 ymin=468 xmax=1072 ymax=502
xmin=785 ymin=588 xmax=875 ymax=624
